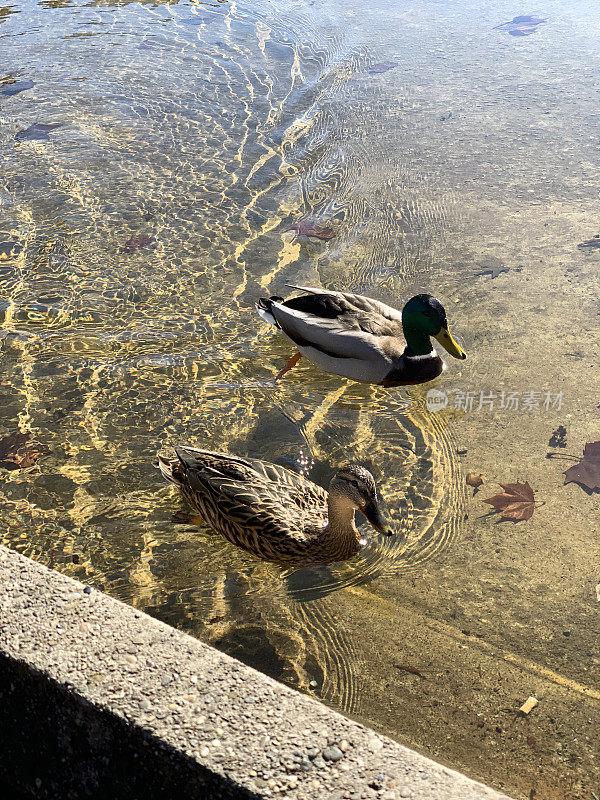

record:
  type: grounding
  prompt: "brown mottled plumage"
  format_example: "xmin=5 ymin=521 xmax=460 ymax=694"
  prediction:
xmin=156 ymin=447 xmax=392 ymax=565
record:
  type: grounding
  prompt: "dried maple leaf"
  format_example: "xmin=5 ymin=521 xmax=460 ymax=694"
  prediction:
xmin=482 ymin=481 xmax=536 ymax=522
xmin=564 ymin=441 xmax=600 ymax=493
xmin=290 ymin=220 xmax=336 ymax=240
xmin=0 ymin=430 xmax=49 ymax=470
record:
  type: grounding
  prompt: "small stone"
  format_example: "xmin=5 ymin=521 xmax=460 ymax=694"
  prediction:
xmin=161 ymin=675 xmax=173 ymax=686
xmin=339 ymin=739 xmax=350 ymax=752
xmin=124 ymin=654 xmax=137 ymax=665
xmin=139 ymin=699 xmax=152 ymax=711
xmin=309 ymin=680 xmax=318 ymax=689
xmin=83 ymin=586 xmax=93 ymax=594
xmin=312 ymin=755 xmax=326 ymax=769
xmin=322 ymin=745 xmax=344 ymax=762
xmin=307 ymin=747 xmax=320 ymax=759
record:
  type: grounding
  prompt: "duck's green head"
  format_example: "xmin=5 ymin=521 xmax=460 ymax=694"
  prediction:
xmin=402 ymin=294 xmax=466 ymax=359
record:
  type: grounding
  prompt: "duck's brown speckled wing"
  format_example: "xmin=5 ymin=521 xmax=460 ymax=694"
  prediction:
xmin=172 ymin=448 xmax=327 ymax=560
xmin=175 ymin=447 xmax=326 ymax=507
xmin=242 ymin=455 xmax=327 ymax=510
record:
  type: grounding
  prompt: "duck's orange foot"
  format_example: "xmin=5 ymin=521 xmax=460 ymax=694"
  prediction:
xmin=275 ymin=351 xmax=302 ymax=381
xmin=171 ymin=511 xmax=205 ymax=525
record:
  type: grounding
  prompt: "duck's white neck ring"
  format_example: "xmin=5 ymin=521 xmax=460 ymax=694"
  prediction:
xmin=404 ymin=349 xmax=435 ymax=361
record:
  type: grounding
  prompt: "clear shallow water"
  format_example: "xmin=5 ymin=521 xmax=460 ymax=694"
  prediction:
xmin=1 ymin=2 xmax=600 ymax=798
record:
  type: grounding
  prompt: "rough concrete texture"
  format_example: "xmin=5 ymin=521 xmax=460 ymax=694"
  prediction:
xmin=0 ymin=546 xmax=514 ymax=800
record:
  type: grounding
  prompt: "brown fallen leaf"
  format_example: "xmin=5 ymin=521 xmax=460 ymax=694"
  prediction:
xmin=290 ymin=220 xmax=336 ymax=240
xmin=0 ymin=430 xmax=50 ymax=470
xmin=466 ymin=472 xmax=485 ymax=488
xmin=394 ymin=664 xmax=425 ymax=679
xmin=564 ymin=441 xmax=600 ymax=493
xmin=482 ymin=481 xmax=536 ymax=522
xmin=120 ymin=234 xmax=156 ymax=254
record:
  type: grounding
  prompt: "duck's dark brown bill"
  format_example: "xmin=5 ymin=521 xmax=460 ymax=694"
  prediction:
xmin=362 ymin=501 xmax=394 ymax=536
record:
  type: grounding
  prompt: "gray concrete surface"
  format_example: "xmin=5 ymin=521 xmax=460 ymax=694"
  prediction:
xmin=0 ymin=545 xmax=514 ymax=800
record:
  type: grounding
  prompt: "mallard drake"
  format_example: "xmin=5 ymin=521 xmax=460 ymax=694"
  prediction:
xmin=256 ymin=286 xmax=466 ymax=386
xmin=157 ymin=447 xmax=392 ymax=565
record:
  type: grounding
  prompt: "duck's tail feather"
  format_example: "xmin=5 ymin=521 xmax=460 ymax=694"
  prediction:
xmin=256 ymin=295 xmax=284 ymax=327
xmin=155 ymin=454 xmax=179 ymax=485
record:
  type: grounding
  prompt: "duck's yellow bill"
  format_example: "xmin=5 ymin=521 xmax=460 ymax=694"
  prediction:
xmin=434 ymin=327 xmax=467 ymax=360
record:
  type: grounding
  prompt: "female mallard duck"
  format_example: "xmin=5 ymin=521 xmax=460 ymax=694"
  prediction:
xmin=157 ymin=447 xmax=392 ymax=565
xmin=256 ymin=286 xmax=466 ymax=386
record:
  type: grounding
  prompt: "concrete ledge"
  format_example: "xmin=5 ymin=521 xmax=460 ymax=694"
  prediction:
xmin=0 ymin=546 xmax=514 ymax=800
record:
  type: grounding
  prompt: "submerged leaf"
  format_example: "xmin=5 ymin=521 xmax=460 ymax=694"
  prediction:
xmin=483 ymin=481 xmax=536 ymax=521
xmin=15 ymin=123 xmax=62 ymax=142
xmin=548 ymin=425 xmax=567 ymax=448
xmin=0 ymin=430 xmax=49 ymax=470
xmin=0 ymin=79 xmax=34 ymax=97
xmin=120 ymin=235 xmax=156 ymax=254
xmin=578 ymin=236 xmax=600 ymax=250
xmin=564 ymin=441 xmax=600 ymax=493
xmin=476 ymin=265 xmax=510 ymax=279
xmin=494 ymin=15 xmax=546 ymax=36
xmin=290 ymin=220 xmax=336 ymax=240
xmin=367 ymin=61 xmax=398 ymax=74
